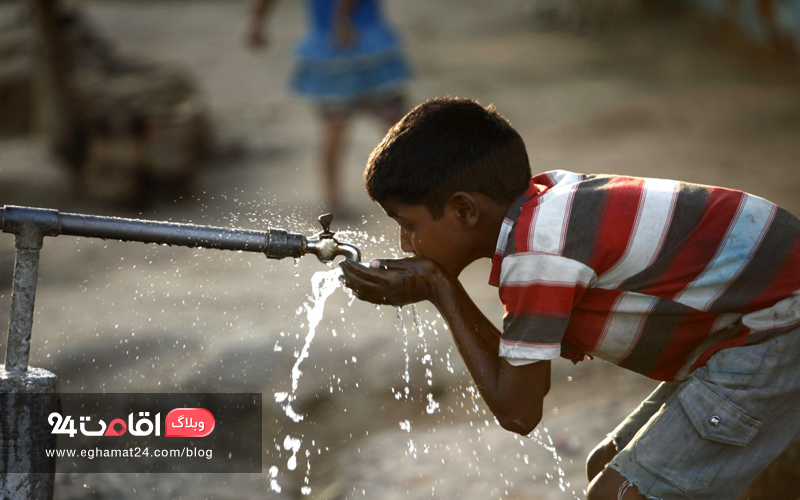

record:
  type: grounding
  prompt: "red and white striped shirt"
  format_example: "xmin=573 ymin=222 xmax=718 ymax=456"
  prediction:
xmin=489 ymin=171 xmax=800 ymax=381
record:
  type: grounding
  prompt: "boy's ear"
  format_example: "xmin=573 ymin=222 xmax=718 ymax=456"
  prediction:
xmin=448 ymin=192 xmax=480 ymax=228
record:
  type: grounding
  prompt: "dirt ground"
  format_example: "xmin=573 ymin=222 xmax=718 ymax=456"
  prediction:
xmin=2 ymin=1 xmax=800 ymax=499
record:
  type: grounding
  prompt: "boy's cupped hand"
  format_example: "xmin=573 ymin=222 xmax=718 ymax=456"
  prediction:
xmin=339 ymin=258 xmax=445 ymax=306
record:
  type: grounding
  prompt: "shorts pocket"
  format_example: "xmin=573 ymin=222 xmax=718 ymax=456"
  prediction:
xmin=633 ymin=379 xmax=761 ymax=492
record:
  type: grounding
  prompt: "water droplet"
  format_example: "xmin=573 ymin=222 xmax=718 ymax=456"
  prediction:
xmin=425 ymin=393 xmax=440 ymax=414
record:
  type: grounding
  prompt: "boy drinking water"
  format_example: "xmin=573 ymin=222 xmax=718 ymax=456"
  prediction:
xmin=339 ymin=97 xmax=800 ymax=499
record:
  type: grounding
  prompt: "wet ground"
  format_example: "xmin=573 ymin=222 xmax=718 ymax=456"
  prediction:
xmin=1 ymin=0 xmax=800 ymax=498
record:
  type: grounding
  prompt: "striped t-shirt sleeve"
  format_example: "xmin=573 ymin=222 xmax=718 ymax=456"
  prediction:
xmin=498 ymin=252 xmax=597 ymax=364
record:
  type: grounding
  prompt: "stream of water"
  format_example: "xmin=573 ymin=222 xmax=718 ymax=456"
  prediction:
xmin=274 ymin=268 xmax=342 ymax=423
xmin=269 ymin=269 xmax=581 ymax=498
xmin=271 ymin=268 xmax=343 ymax=495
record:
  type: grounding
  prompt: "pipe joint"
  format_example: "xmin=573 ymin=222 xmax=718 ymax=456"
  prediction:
xmin=2 ymin=206 xmax=61 ymax=250
xmin=265 ymin=228 xmax=307 ymax=260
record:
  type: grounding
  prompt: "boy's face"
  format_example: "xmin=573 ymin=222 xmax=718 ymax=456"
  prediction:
xmin=380 ymin=199 xmax=468 ymax=277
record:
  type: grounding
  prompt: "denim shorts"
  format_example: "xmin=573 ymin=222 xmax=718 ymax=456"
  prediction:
xmin=607 ymin=325 xmax=800 ymax=499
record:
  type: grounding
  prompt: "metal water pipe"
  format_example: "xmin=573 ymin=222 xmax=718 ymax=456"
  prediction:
xmin=0 ymin=205 xmax=361 ymax=499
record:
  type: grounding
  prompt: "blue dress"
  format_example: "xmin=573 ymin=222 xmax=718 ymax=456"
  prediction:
xmin=291 ymin=0 xmax=411 ymax=104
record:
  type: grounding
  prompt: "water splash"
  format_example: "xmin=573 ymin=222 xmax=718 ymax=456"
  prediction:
xmin=302 ymin=448 xmax=312 ymax=495
xmin=525 ymin=427 xmax=581 ymax=499
xmin=284 ymin=435 xmax=302 ymax=470
xmin=407 ymin=438 xmax=417 ymax=458
xmin=425 ymin=393 xmax=440 ymax=415
xmin=269 ymin=268 xmax=581 ymax=498
xmin=269 ymin=268 xmax=343 ymax=498
xmin=268 ymin=465 xmax=281 ymax=493
xmin=276 ymin=268 xmax=342 ymax=422
xmin=412 ymin=305 xmax=439 ymax=413
xmin=396 ymin=307 xmax=411 ymax=399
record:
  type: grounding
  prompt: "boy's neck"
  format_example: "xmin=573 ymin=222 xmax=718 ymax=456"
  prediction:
xmin=483 ymin=199 xmax=515 ymax=259
xmin=465 ymin=196 xmax=515 ymax=263
xmin=439 ymin=195 xmax=514 ymax=278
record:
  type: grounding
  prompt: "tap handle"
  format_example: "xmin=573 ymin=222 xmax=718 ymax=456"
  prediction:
xmin=318 ymin=213 xmax=334 ymax=237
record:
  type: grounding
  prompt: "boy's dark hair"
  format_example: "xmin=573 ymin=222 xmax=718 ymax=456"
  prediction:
xmin=365 ymin=97 xmax=532 ymax=218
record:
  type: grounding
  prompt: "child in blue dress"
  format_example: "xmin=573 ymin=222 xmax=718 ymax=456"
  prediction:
xmin=247 ymin=0 xmax=412 ymax=215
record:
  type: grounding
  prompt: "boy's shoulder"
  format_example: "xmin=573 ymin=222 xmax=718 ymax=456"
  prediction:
xmin=532 ymin=170 xmax=679 ymax=193
xmin=531 ymin=170 xmax=583 ymax=190
xmin=528 ymin=170 xmax=750 ymax=211
xmin=507 ymin=170 xmax=792 ymax=269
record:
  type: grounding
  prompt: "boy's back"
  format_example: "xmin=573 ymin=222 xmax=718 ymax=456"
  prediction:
xmin=493 ymin=170 xmax=800 ymax=381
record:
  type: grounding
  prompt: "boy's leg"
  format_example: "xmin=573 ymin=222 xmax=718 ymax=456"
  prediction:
xmin=604 ymin=326 xmax=800 ymax=499
xmin=588 ymin=468 xmax=649 ymax=499
xmin=587 ymin=382 xmax=680 ymax=481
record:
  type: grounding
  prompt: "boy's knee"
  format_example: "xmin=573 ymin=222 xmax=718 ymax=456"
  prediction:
xmin=586 ymin=436 xmax=618 ymax=481
xmin=587 ymin=468 xmax=647 ymax=500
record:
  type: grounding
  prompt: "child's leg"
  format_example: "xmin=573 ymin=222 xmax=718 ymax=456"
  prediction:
xmin=602 ymin=326 xmax=800 ymax=499
xmin=588 ymin=468 xmax=649 ymax=499
xmin=320 ymin=111 xmax=350 ymax=211
xmin=375 ymin=94 xmax=407 ymax=131
xmin=587 ymin=382 xmax=680 ymax=481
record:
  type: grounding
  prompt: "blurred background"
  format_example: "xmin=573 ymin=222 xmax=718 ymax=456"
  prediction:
xmin=1 ymin=0 xmax=799 ymax=498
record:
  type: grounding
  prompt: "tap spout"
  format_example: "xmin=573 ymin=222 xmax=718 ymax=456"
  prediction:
xmin=305 ymin=238 xmax=361 ymax=263
xmin=334 ymin=242 xmax=361 ymax=263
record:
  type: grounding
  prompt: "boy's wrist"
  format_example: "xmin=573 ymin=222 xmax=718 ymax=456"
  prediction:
xmin=429 ymin=270 xmax=455 ymax=309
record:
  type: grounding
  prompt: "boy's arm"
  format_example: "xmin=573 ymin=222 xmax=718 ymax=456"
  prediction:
xmin=435 ymin=271 xmax=550 ymax=434
xmin=340 ymin=259 xmax=550 ymax=435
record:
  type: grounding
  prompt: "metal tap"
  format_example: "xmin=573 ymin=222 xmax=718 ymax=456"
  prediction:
xmin=304 ymin=213 xmax=361 ymax=263
xmin=0 ymin=205 xmax=361 ymax=264
xmin=0 ymin=205 xmax=361 ymax=498
xmin=0 ymin=205 xmax=363 ymax=372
